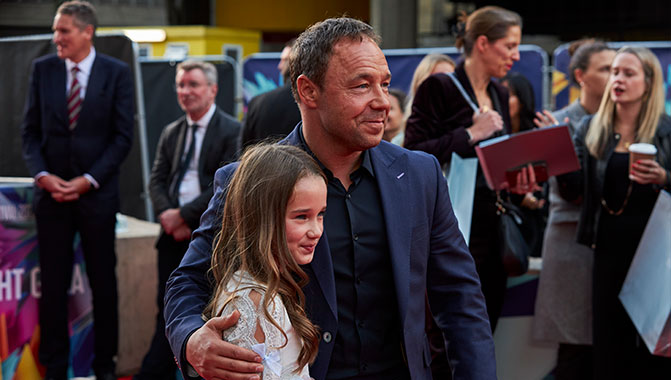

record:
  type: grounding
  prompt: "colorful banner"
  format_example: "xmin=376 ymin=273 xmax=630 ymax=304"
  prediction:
xmin=0 ymin=182 xmax=94 ymax=379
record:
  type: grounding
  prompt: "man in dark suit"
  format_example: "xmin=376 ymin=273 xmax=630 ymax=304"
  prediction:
xmin=165 ymin=17 xmax=495 ymax=380
xmin=238 ymin=40 xmax=301 ymax=151
xmin=20 ymin=2 xmax=133 ymax=380
xmin=134 ymin=60 xmax=240 ymax=380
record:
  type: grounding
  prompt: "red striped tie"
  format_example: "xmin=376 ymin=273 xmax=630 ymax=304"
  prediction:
xmin=67 ymin=66 xmax=82 ymax=130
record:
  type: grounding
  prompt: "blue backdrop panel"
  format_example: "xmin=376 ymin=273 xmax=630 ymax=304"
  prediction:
xmin=243 ymin=45 xmax=549 ymax=113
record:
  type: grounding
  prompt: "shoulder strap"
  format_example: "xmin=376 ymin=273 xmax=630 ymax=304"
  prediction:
xmin=445 ymin=72 xmax=479 ymax=114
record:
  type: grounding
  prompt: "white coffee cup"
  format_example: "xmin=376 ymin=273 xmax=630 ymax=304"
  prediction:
xmin=628 ymin=143 xmax=657 ymax=173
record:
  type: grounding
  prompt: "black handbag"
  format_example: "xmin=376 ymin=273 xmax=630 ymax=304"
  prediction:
xmin=496 ymin=193 xmax=531 ymax=276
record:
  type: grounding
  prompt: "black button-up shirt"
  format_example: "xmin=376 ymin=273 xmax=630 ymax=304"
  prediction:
xmin=297 ymin=130 xmax=409 ymax=379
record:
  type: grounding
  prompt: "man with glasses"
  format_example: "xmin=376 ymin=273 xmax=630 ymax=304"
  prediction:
xmin=135 ymin=60 xmax=240 ymax=380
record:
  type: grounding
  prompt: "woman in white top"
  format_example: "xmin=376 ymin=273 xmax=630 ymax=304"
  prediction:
xmin=203 ymin=144 xmax=327 ymax=380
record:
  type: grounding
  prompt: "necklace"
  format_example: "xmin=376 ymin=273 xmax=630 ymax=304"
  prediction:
xmin=601 ymin=180 xmax=633 ymax=216
xmin=614 ymin=133 xmax=633 ymax=150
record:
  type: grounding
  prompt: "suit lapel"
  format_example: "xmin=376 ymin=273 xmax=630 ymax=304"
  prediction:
xmin=198 ymin=109 xmax=218 ymax=183
xmin=167 ymin=118 xmax=189 ymax=201
xmin=370 ymin=144 xmax=411 ymax=324
xmin=80 ymin=56 xmax=104 ymax=124
xmin=172 ymin=119 xmax=189 ymax=175
xmin=309 ymin=234 xmax=338 ymax=318
xmin=50 ymin=59 xmax=68 ymax=126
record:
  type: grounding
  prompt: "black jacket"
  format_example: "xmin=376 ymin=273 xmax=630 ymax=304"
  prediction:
xmin=558 ymin=114 xmax=671 ymax=247
xmin=238 ymin=84 xmax=301 ymax=151
xmin=149 ymin=106 xmax=240 ymax=229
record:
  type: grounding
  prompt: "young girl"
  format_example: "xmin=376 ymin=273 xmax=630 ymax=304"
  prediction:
xmin=203 ymin=144 xmax=327 ymax=379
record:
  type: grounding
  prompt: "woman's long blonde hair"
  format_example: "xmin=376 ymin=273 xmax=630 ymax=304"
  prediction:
xmin=204 ymin=144 xmax=324 ymax=370
xmin=585 ymin=46 xmax=665 ymax=158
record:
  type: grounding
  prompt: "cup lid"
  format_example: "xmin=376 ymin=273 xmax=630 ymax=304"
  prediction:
xmin=628 ymin=143 xmax=657 ymax=154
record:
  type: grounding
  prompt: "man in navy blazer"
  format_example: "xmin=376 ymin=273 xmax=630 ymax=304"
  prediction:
xmin=164 ymin=17 xmax=495 ymax=380
xmin=20 ymin=2 xmax=133 ymax=379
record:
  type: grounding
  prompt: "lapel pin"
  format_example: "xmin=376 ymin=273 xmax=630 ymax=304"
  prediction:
xmin=397 ymin=172 xmax=405 ymax=179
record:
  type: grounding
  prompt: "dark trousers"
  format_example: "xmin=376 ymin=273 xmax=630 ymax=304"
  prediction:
xmin=555 ymin=344 xmax=593 ymax=380
xmin=35 ymin=199 xmax=118 ymax=377
xmin=592 ymin=245 xmax=671 ymax=379
xmin=468 ymin=194 xmax=507 ymax=331
xmin=134 ymin=234 xmax=189 ymax=380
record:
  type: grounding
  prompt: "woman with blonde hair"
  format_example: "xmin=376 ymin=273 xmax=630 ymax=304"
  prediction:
xmin=204 ymin=144 xmax=327 ymax=379
xmin=559 ymin=46 xmax=671 ymax=379
xmin=532 ymin=39 xmax=615 ymax=380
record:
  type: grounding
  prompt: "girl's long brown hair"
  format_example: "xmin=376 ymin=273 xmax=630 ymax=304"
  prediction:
xmin=204 ymin=144 xmax=324 ymax=371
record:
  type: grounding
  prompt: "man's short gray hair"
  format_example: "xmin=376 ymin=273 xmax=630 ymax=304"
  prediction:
xmin=289 ymin=17 xmax=381 ymax=103
xmin=57 ymin=1 xmax=98 ymax=32
xmin=176 ymin=60 xmax=218 ymax=85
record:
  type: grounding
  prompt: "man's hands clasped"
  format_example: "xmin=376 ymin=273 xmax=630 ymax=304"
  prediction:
xmin=37 ymin=174 xmax=91 ymax=202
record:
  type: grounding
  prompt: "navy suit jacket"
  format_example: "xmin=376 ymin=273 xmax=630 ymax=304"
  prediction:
xmin=21 ymin=52 xmax=134 ymax=213
xmin=165 ymin=125 xmax=496 ymax=380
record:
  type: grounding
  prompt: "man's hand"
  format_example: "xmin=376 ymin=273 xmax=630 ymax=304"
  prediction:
xmin=172 ymin=224 xmax=192 ymax=242
xmin=38 ymin=175 xmax=91 ymax=202
xmin=160 ymin=208 xmax=185 ymax=235
xmin=186 ymin=310 xmax=264 ymax=380
xmin=37 ymin=174 xmax=70 ymax=194
xmin=65 ymin=176 xmax=92 ymax=195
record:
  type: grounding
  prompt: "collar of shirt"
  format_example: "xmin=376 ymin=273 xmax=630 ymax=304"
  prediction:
xmin=186 ymin=103 xmax=216 ymax=130
xmin=65 ymin=47 xmax=96 ymax=98
xmin=296 ymin=123 xmax=375 ymax=180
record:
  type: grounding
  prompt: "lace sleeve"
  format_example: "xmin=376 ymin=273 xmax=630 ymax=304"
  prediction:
xmin=219 ymin=291 xmax=260 ymax=345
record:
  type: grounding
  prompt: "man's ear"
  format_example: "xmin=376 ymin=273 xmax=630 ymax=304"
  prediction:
xmin=296 ymin=74 xmax=319 ymax=108
xmin=83 ymin=24 xmax=94 ymax=42
xmin=574 ymin=68 xmax=585 ymax=87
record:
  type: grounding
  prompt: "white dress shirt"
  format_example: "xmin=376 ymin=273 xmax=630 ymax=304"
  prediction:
xmin=179 ymin=103 xmax=216 ymax=206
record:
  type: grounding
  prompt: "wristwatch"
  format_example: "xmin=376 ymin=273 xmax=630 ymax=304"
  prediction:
xmin=465 ymin=128 xmax=475 ymax=145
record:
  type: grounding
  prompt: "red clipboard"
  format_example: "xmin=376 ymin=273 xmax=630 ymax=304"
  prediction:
xmin=474 ymin=125 xmax=580 ymax=191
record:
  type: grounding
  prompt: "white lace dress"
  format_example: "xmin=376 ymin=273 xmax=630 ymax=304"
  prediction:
xmin=215 ymin=271 xmax=310 ymax=380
